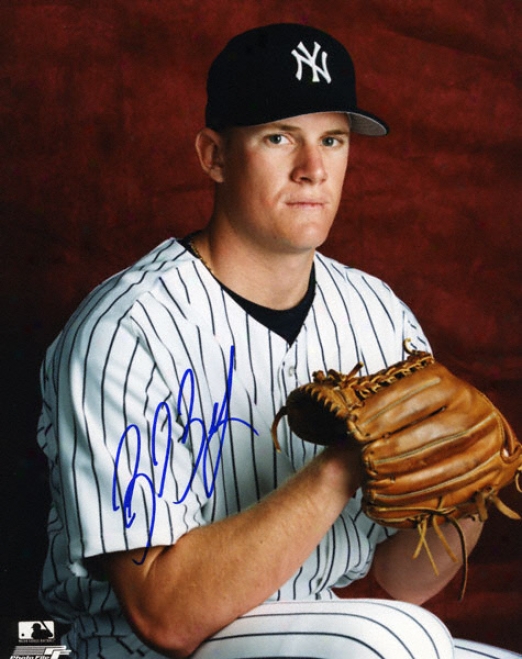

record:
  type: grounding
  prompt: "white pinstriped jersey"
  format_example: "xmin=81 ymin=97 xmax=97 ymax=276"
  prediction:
xmin=37 ymin=238 xmax=431 ymax=634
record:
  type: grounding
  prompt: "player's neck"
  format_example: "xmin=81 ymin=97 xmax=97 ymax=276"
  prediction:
xmin=189 ymin=227 xmax=315 ymax=310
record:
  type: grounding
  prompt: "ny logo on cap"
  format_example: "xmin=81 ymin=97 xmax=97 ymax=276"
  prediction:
xmin=291 ymin=41 xmax=332 ymax=84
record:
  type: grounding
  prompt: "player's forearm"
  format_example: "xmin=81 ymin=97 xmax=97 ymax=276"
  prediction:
xmin=372 ymin=516 xmax=483 ymax=604
xmin=105 ymin=445 xmax=362 ymax=658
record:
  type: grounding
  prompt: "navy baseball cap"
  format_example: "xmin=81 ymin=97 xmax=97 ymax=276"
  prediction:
xmin=205 ymin=23 xmax=388 ymax=136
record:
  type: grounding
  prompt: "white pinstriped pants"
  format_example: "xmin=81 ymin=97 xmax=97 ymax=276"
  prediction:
xmin=191 ymin=600 xmax=520 ymax=659
xmin=73 ymin=599 xmax=521 ymax=658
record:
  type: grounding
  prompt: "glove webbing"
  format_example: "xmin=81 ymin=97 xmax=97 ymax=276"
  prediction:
xmin=337 ymin=349 xmax=435 ymax=402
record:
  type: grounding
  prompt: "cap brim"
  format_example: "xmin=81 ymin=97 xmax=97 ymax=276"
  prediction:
xmin=348 ymin=111 xmax=388 ymax=136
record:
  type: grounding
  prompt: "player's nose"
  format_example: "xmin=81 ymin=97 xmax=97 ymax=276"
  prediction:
xmin=291 ymin=144 xmax=327 ymax=184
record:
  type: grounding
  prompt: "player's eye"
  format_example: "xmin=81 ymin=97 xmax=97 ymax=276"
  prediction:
xmin=322 ymin=136 xmax=342 ymax=147
xmin=266 ymin=134 xmax=290 ymax=145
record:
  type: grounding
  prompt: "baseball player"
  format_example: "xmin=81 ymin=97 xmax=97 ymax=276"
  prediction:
xmin=37 ymin=24 xmax=521 ymax=658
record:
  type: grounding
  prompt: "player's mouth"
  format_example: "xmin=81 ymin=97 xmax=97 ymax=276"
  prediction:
xmin=285 ymin=199 xmax=328 ymax=209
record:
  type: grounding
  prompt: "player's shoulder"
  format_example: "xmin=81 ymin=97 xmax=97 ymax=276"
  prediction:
xmin=121 ymin=237 xmax=193 ymax=279
xmin=313 ymin=251 xmax=430 ymax=357
xmin=46 ymin=238 xmax=195 ymax=354
xmin=314 ymin=251 xmax=395 ymax=298
xmin=79 ymin=237 xmax=192 ymax=311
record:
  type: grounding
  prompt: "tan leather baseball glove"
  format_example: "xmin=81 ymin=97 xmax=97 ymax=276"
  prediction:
xmin=271 ymin=345 xmax=522 ymax=598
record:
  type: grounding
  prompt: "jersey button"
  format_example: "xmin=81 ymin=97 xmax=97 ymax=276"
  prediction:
xmin=288 ymin=366 xmax=296 ymax=377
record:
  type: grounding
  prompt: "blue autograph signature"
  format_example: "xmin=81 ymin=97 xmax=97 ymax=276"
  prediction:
xmin=112 ymin=345 xmax=258 ymax=564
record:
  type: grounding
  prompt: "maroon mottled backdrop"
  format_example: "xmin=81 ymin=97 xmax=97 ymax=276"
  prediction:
xmin=1 ymin=0 xmax=521 ymax=652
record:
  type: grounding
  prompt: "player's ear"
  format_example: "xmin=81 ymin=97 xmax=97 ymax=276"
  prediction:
xmin=195 ymin=128 xmax=226 ymax=183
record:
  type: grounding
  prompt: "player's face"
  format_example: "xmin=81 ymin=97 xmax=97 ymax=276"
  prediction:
xmin=215 ymin=112 xmax=350 ymax=255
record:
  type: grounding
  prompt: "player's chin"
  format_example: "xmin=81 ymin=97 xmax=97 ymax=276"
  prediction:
xmin=292 ymin=217 xmax=335 ymax=249
xmin=281 ymin=229 xmax=332 ymax=254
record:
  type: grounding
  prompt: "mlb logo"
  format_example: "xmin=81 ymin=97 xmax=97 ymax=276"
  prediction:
xmin=18 ymin=620 xmax=55 ymax=642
